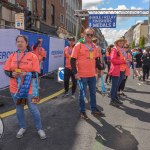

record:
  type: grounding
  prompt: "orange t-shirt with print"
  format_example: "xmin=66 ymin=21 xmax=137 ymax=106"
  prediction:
xmin=71 ymin=42 xmax=99 ymax=78
xmin=3 ymin=51 xmax=40 ymax=94
xmin=64 ymin=46 xmax=73 ymax=69
xmin=32 ymin=46 xmax=46 ymax=62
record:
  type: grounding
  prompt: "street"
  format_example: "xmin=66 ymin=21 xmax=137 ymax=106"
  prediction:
xmin=0 ymin=73 xmax=149 ymax=150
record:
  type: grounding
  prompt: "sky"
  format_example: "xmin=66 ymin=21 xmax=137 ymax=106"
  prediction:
xmin=82 ymin=0 xmax=149 ymax=45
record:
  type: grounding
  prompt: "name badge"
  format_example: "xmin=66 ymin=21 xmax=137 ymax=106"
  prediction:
xmin=15 ymin=69 xmax=22 ymax=73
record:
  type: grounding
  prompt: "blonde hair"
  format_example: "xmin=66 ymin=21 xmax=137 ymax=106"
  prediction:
xmin=84 ymin=27 xmax=95 ymax=35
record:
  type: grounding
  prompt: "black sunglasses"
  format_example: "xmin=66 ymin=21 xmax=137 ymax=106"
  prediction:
xmin=86 ymin=34 xmax=94 ymax=37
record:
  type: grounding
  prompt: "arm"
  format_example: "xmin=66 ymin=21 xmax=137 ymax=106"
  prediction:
xmin=70 ymin=58 xmax=77 ymax=74
xmin=110 ymin=48 xmax=125 ymax=65
xmin=4 ymin=71 xmax=13 ymax=78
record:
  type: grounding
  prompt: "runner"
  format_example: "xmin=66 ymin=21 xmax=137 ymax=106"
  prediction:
xmin=71 ymin=28 xmax=105 ymax=119
xmin=109 ymin=37 xmax=128 ymax=107
xmin=3 ymin=35 xmax=46 ymax=140
xmin=63 ymin=37 xmax=77 ymax=98
xmin=32 ymin=38 xmax=46 ymax=88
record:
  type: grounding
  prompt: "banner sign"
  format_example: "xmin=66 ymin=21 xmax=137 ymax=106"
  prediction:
xmin=0 ymin=29 xmax=20 ymax=89
xmin=88 ymin=14 xmax=117 ymax=28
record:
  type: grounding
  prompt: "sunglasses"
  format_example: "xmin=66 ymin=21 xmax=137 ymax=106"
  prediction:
xmin=86 ymin=34 xmax=94 ymax=37
xmin=69 ymin=39 xmax=75 ymax=41
xmin=124 ymin=47 xmax=128 ymax=48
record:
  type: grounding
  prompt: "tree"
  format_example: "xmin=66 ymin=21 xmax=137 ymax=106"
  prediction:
xmin=131 ymin=41 xmax=135 ymax=49
xmin=139 ymin=36 xmax=145 ymax=49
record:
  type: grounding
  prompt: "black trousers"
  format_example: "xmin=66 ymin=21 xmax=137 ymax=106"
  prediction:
xmin=143 ymin=65 xmax=150 ymax=81
xmin=64 ymin=68 xmax=77 ymax=94
xmin=118 ymin=76 xmax=128 ymax=92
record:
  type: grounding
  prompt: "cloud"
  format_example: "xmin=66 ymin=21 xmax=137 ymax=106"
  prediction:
xmin=82 ymin=0 xmax=104 ymax=9
xmin=101 ymin=29 xmax=127 ymax=45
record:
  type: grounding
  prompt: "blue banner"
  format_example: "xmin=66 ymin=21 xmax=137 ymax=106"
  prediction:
xmin=20 ymin=31 xmax=49 ymax=74
xmin=88 ymin=14 xmax=117 ymax=28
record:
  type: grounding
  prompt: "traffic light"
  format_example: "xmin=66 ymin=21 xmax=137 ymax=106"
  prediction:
xmin=25 ymin=10 xmax=32 ymax=29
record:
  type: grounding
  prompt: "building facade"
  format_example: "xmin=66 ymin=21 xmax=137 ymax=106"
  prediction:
xmin=66 ymin=0 xmax=82 ymax=36
xmin=133 ymin=20 xmax=148 ymax=46
xmin=0 ymin=0 xmax=26 ymax=29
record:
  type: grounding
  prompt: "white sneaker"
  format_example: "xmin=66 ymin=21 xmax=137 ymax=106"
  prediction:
xmin=71 ymin=94 xmax=75 ymax=99
xmin=16 ymin=128 xmax=26 ymax=139
xmin=38 ymin=129 xmax=47 ymax=140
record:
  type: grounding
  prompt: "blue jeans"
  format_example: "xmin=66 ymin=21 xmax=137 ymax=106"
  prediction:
xmin=79 ymin=77 xmax=97 ymax=112
xmin=110 ymin=76 xmax=120 ymax=100
xmin=117 ymin=71 xmax=125 ymax=92
xmin=100 ymin=75 xmax=107 ymax=93
xmin=11 ymin=94 xmax=42 ymax=130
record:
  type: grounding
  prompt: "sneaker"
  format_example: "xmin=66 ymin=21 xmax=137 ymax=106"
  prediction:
xmin=71 ymin=94 xmax=75 ymax=99
xmin=38 ymin=129 xmax=47 ymax=140
xmin=16 ymin=128 xmax=26 ymax=139
xmin=62 ymin=92 xmax=69 ymax=97
xmin=116 ymin=99 xmax=123 ymax=105
xmin=91 ymin=110 xmax=105 ymax=117
xmin=80 ymin=112 xmax=89 ymax=120
xmin=110 ymin=100 xmax=120 ymax=107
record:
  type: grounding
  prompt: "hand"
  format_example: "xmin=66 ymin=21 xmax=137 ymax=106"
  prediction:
xmin=12 ymin=72 xmax=21 ymax=78
xmin=75 ymin=74 xmax=80 ymax=80
xmin=19 ymin=72 xmax=27 ymax=77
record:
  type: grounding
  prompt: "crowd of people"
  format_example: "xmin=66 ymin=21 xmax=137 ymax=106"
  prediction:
xmin=1 ymin=27 xmax=150 ymax=140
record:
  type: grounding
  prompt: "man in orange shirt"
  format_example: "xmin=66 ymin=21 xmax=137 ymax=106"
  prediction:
xmin=63 ymin=37 xmax=77 ymax=98
xmin=71 ymin=28 xmax=105 ymax=119
xmin=32 ymin=38 xmax=46 ymax=76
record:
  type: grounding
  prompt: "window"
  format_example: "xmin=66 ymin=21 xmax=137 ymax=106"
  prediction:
xmin=8 ymin=0 xmax=15 ymax=4
xmin=42 ymin=0 xmax=46 ymax=20
xmin=60 ymin=0 xmax=64 ymax=7
xmin=60 ymin=14 xmax=64 ymax=24
xmin=27 ymin=0 xmax=32 ymax=11
xmin=51 ymin=4 xmax=55 ymax=25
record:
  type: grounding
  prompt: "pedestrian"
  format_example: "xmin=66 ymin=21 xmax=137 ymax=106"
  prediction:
xmin=109 ymin=37 xmax=128 ymax=107
xmin=132 ymin=48 xmax=138 ymax=77
xmin=118 ymin=44 xmax=132 ymax=96
xmin=32 ymin=38 xmax=46 ymax=88
xmin=141 ymin=48 xmax=150 ymax=82
xmin=3 ymin=35 xmax=46 ymax=139
xmin=105 ymin=44 xmax=114 ymax=84
xmin=71 ymin=28 xmax=105 ymax=119
xmin=134 ymin=48 xmax=143 ymax=80
xmin=63 ymin=37 xmax=77 ymax=98
xmin=92 ymin=38 xmax=107 ymax=94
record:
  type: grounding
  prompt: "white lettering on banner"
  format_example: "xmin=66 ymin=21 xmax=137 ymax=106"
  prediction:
xmin=0 ymin=29 xmax=20 ymax=89
xmin=48 ymin=37 xmax=65 ymax=72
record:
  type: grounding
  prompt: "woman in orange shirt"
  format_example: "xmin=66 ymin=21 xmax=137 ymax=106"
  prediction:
xmin=3 ymin=35 xmax=46 ymax=140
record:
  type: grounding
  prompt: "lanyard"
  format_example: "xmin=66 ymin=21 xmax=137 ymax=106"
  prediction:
xmin=17 ymin=50 xmax=27 ymax=69
xmin=68 ymin=46 xmax=72 ymax=55
xmin=84 ymin=43 xmax=94 ymax=52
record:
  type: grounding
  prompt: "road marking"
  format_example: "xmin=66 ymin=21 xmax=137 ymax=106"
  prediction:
xmin=0 ymin=89 xmax=65 ymax=119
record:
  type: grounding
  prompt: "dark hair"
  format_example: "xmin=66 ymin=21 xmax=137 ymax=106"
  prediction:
xmin=16 ymin=35 xmax=31 ymax=52
xmin=107 ymin=44 xmax=114 ymax=54
xmin=137 ymin=48 xmax=143 ymax=54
